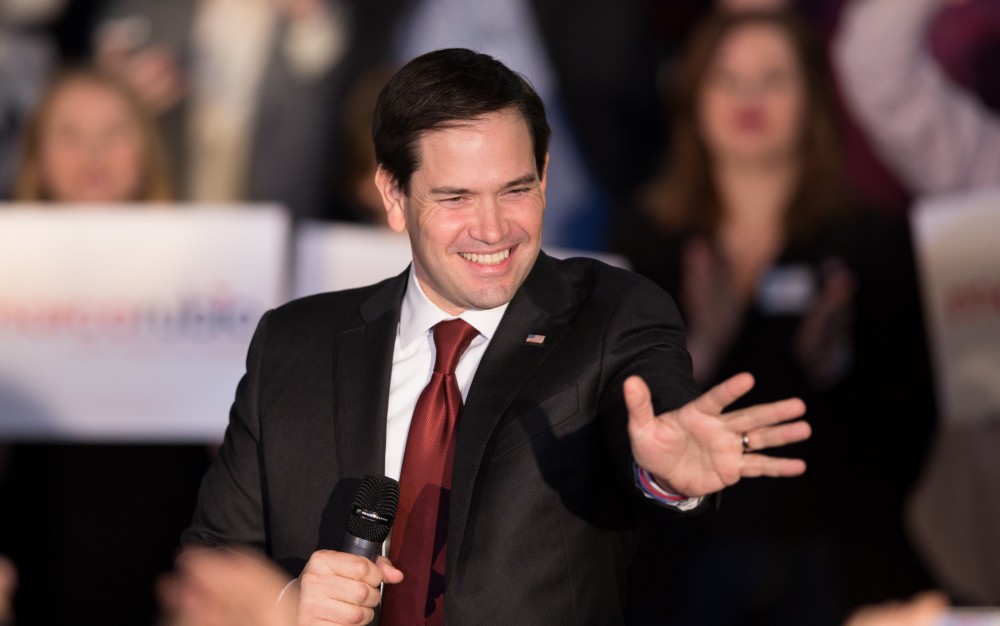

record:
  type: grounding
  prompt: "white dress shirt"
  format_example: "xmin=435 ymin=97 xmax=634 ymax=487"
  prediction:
xmin=384 ymin=268 xmax=508 ymax=482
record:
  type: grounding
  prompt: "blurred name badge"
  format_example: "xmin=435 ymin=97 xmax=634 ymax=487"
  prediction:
xmin=0 ymin=205 xmax=290 ymax=442
xmin=912 ymin=186 xmax=1000 ymax=427
xmin=757 ymin=264 xmax=816 ymax=315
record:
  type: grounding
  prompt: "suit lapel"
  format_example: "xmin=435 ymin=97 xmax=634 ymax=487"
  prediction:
xmin=333 ymin=271 xmax=408 ymax=483
xmin=447 ymin=253 xmax=578 ymax=575
xmin=328 ymin=256 xmax=581 ymax=577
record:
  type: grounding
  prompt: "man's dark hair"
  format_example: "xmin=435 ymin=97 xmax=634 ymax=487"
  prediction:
xmin=373 ymin=48 xmax=551 ymax=194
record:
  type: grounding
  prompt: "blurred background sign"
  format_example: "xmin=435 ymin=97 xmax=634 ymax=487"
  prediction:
xmin=294 ymin=221 xmax=413 ymax=295
xmin=912 ymin=186 xmax=1000 ymax=427
xmin=0 ymin=205 xmax=290 ymax=441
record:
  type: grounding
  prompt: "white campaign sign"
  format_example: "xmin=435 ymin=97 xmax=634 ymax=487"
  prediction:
xmin=294 ymin=221 xmax=413 ymax=294
xmin=293 ymin=220 xmax=631 ymax=297
xmin=0 ymin=205 xmax=290 ymax=441
xmin=912 ymin=186 xmax=1000 ymax=426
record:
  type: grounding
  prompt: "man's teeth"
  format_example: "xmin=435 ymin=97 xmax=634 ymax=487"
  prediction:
xmin=461 ymin=249 xmax=510 ymax=265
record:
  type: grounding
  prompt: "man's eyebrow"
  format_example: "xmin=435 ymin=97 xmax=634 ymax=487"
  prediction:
xmin=429 ymin=186 xmax=472 ymax=196
xmin=429 ymin=174 xmax=539 ymax=196
xmin=500 ymin=174 xmax=540 ymax=189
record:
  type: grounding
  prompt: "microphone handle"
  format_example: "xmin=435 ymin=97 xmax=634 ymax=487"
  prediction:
xmin=342 ymin=532 xmax=382 ymax=562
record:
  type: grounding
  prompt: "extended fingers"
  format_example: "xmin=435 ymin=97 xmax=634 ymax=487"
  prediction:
xmin=691 ymin=372 xmax=755 ymax=416
xmin=723 ymin=397 xmax=806 ymax=432
xmin=741 ymin=420 xmax=812 ymax=452
xmin=739 ymin=454 xmax=807 ymax=478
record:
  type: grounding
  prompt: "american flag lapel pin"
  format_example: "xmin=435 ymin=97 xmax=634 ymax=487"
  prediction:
xmin=525 ymin=333 xmax=546 ymax=346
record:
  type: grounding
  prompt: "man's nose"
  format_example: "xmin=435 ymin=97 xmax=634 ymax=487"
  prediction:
xmin=470 ymin=199 xmax=507 ymax=244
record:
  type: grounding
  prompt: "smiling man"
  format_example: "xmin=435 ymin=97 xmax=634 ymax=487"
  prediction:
xmin=181 ymin=48 xmax=810 ymax=626
xmin=377 ymin=108 xmax=545 ymax=314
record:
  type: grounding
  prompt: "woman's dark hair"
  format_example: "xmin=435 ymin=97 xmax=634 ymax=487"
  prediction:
xmin=373 ymin=48 xmax=551 ymax=194
xmin=648 ymin=11 xmax=850 ymax=239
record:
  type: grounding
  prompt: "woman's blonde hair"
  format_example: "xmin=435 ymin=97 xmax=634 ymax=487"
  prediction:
xmin=14 ymin=64 xmax=174 ymax=202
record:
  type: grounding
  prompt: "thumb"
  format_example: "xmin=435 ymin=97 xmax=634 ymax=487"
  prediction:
xmin=624 ymin=375 xmax=655 ymax=430
xmin=376 ymin=556 xmax=404 ymax=585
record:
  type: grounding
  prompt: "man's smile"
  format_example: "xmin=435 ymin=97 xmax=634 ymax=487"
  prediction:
xmin=459 ymin=248 xmax=511 ymax=266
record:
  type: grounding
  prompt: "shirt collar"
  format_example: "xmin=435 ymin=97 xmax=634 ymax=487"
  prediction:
xmin=398 ymin=265 xmax=509 ymax=350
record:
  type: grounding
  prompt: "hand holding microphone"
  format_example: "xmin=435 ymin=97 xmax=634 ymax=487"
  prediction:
xmin=292 ymin=476 xmax=404 ymax=626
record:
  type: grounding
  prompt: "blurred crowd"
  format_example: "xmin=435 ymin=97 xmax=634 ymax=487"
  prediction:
xmin=1 ymin=0 xmax=999 ymax=623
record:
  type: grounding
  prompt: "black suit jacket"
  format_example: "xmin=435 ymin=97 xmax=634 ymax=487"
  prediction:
xmin=183 ymin=253 xmax=700 ymax=624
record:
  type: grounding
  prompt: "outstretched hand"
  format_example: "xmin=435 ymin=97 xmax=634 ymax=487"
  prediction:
xmin=626 ymin=372 xmax=810 ymax=498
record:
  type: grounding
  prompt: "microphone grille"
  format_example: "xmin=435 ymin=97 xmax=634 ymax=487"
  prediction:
xmin=346 ymin=475 xmax=400 ymax=543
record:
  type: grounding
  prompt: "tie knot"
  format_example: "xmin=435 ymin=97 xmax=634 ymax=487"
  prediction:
xmin=432 ymin=318 xmax=479 ymax=374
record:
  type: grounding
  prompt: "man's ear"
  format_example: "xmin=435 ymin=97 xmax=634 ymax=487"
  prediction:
xmin=374 ymin=166 xmax=407 ymax=233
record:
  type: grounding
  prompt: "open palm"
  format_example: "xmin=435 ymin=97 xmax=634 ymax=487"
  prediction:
xmin=626 ymin=372 xmax=811 ymax=498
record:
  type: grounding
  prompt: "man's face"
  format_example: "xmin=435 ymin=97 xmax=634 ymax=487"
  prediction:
xmin=377 ymin=110 xmax=547 ymax=314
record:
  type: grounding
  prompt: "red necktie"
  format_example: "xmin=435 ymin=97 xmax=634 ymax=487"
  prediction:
xmin=381 ymin=318 xmax=479 ymax=625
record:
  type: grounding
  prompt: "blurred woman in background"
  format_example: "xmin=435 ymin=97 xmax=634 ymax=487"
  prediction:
xmin=615 ymin=10 xmax=936 ymax=625
xmin=14 ymin=64 xmax=172 ymax=202
xmin=0 ymin=65 xmax=210 ymax=625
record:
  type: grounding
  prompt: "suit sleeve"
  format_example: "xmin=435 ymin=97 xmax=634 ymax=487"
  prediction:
xmin=595 ymin=274 xmax=703 ymax=506
xmin=181 ymin=311 xmax=272 ymax=550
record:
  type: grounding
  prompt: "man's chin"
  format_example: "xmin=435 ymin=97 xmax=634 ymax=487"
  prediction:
xmin=459 ymin=284 xmax=520 ymax=311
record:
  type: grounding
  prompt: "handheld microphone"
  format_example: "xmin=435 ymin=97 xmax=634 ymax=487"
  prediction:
xmin=343 ymin=475 xmax=400 ymax=562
